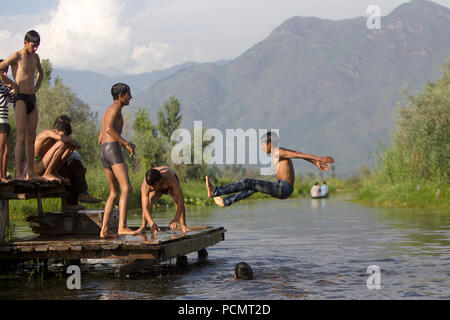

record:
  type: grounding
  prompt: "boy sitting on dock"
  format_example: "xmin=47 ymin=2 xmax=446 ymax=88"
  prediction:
xmin=0 ymin=59 xmax=18 ymax=182
xmin=137 ymin=166 xmax=190 ymax=235
xmin=98 ymin=83 xmax=136 ymax=238
xmin=34 ymin=117 xmax=81 ymax=182
xmin=206 ymin=132 xmax=335 ymax=207
xmin=0 ymin=30 xmax=44 ymax=180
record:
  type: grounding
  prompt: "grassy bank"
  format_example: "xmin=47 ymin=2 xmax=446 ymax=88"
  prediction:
xmin=351 ymin=177 xmax=449 ymax=209
xmin=8 ymin=167 xmax=344 ymax=218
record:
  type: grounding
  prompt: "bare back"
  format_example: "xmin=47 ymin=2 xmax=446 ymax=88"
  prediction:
xmin=98 ymin=104 xmax=124 ymax=144
xmin=10 ymin=50 xmax=39 ymax=94
xmin=154 ymin=166 xmax=182 ymax=194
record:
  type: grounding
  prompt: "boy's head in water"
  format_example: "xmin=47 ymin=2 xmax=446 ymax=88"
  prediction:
xmin=234 ymin=262 xmax=254 ymax=280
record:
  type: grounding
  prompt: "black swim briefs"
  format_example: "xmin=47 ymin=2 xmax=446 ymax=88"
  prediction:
xmin=14 ymin=93 xmax=37 ymax=114
xmin=0 ymin=123 xmax=10 ymax=138
xmin=99 ymin=142 xmax=125 ymax=170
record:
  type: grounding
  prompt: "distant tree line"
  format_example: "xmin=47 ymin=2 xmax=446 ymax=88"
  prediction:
xmin=374 ymin=59 xmax=450 ymax=184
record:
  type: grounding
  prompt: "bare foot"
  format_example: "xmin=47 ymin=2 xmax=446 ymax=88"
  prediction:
xmin=31 ymin=174 xmax=51 ymax=182
xmin=214 ymin=197 xmax=225 ymax=207
xmin=55 ymin=174 xmax=70 ymax=183
xmin=100 ymin=229 xmax=118 ymax=239
xmin=0 ymin=177 xmax=9 ymax=183
xmin=205 ymin=176 xmax=214 ymax=198
xmin=169 ymin=219 xmax=191 ymax=233
xmin=118 ymin=227 xmax=138 ymax=236
xmin=136 ymin=226 xmax=146 ymax=235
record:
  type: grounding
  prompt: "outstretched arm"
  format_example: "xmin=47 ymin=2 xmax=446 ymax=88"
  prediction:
xmin=278 ymin=147 xmax=335 ymax=172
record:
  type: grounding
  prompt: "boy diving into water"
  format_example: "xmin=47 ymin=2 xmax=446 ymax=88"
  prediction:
xmin=205 ymin=132 xmax=335 ymax=207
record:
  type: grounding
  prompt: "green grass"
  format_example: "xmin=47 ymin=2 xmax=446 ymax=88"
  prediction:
xmin=352 ymin=177 xmax=450 ymax=209
xmin=8 ymin=167 xmax=345 ymax=218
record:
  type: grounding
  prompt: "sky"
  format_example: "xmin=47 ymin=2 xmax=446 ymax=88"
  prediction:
xmin=1 ymin=0 xmax=449 ymax=75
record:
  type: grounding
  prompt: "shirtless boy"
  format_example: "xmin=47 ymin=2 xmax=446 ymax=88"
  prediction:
xmin=137 ymin=166 xmax=190 ymax=235
xmin=0 ymin=60 xmax=18 ymax=182
xmin=206 ymin=132 xmax=335 ymax=206
xmin=98 ymin=83 xmax=136 ymax=238
xmin=0 ymin=30 xmax=43 ymax=180
xmin=34 ymin=118 xmax=81 ymax=182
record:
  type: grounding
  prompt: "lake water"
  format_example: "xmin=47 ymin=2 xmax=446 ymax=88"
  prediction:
xmin=1 ymin=197 xmax=449 ymax=300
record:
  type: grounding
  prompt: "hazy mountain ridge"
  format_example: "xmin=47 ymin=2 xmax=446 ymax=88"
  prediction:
xmin=131 ymin=0 xmax=450 ymax=174
xmin=51 ymin=0 xmax=450 ymax=175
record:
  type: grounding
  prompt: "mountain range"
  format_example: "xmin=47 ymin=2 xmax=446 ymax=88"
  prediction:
xmin=53 ymin=0 xmax=450 ymax=175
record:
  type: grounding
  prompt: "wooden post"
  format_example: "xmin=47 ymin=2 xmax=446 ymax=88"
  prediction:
xmin=36 ymin=189 xmax=44 ymax=216
xmin=0 ymin=200 xmax=10 ymax=243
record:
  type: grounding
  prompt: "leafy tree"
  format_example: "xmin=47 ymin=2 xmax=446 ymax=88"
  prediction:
xmin=377 ymin=60 xmax=450 ymax=183
xmin=157 ymin=96 xmax=182 ymax=142
xmin=132 ymin=108 xmax=167 ymax=170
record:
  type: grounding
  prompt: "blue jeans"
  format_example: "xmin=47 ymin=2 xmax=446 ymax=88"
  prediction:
xmin=212 ymin=178 xmax=294 ymax=207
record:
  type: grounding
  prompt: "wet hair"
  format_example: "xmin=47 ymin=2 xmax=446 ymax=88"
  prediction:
xmin=57 ymin=114 xmax=72 ymax=123
xmin=260 ymin=131 xmax=278 ymax=146
xmin=145 ymin=169 xmax=162 ymax=186
xmin=24 ymin=30 xmax=40 ymax=44
xmin=111 ymin=83 xmax=130 ymax=100
xmin=53 ymin=115 xmax=72 ymax=129
xmin=234 ymin=262 xmax=254 ymax=280
xmin=53 ymin=119 xmax=72 ymax=136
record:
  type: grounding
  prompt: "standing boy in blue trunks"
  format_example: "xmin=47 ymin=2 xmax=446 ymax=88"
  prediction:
xmin=0 ymin=30 xmax=44 ymax=180
xmin=0 ymin=60 xmax=18 ymax=182
xmin=205 ymin=132 xmax=335 ymax=207
xmin=98 ymin=83 xmax=136 ymax=238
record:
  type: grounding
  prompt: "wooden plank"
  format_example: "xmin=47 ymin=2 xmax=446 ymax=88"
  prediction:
xmin=34 ymin=245 xmax=49 ymax=252
xmin=0 ymin=200 xmax=10 ymax=243
xmin=0 ymin=226 xmax=226 ymax=264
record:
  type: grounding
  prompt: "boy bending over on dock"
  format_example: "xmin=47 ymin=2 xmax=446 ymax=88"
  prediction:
xmin=0 ymin=59 xmax=18 ymax=182
xmin=98 ymin=83 xmax=136 ymax=239
xmin=137 ymin=166 xmax=190 ymax=235
xmin=34 ymin=117 xmax=81 ymax=182
xmin=206 ymin=132 xmax=335 ymax=207
xmin=0 ymin=30 xmax=43 ymax=180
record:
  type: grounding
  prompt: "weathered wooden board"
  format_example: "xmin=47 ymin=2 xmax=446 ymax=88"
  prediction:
xmin=0 ymin=200 xmax=9 ymax=243
xmin=26 ymin=209 xmax=119 ymax=236
xmin=0 ymin=226 xmax=226 ymax=262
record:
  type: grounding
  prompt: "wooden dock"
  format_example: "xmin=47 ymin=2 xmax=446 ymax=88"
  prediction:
xmin=0 ymin=226 xmax=226 ymax=275
xmin=0 ymin=180 xmax=227 ymax=276
xmin=1 ymin=179 xmax=71 ymax=243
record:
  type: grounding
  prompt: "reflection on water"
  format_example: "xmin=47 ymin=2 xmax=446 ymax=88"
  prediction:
xmin=1 ymin=198 xmax=450 ymax=299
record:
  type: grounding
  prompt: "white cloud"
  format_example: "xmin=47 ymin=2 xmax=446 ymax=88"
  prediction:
xmin=130 ymin=42 xmax=175 ymax=73
xmin=1 ymin=0 xmax=450 ymax=74
xmin=34 ymin=0 xmax=131 ymax=71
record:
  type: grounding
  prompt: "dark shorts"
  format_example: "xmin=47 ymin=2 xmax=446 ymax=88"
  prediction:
xmin=0 ymin=123 xmax=10 ymax=138
xmin=99 ymin=142 xmax=125 ymax=170
xmin=14 ymin=93 xmax=36 ymax=114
